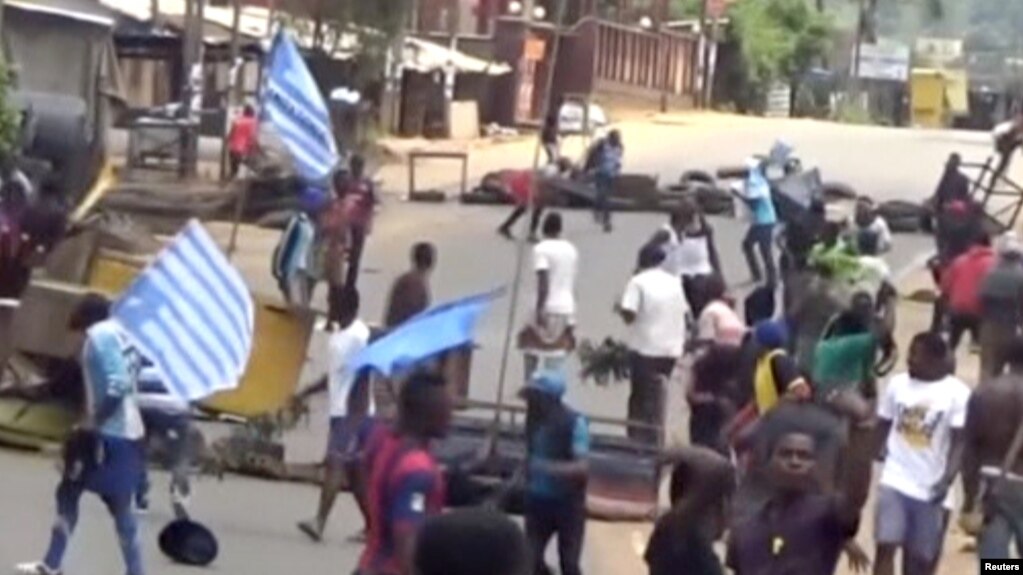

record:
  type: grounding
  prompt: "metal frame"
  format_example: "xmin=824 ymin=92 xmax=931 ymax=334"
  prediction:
xmin=963 ymin=157 xmax=1023 ymax=232
xmin=407 ymin=150 xmax=470 ymax=199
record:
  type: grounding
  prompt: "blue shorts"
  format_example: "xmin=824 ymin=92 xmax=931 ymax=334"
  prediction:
xmin=874 ymin=486 xmax=947 ymax=561
xmin=83 ymin=436 xmax=145 ymax=498
xmin=327 ymin=416 xmax=375 ymax=464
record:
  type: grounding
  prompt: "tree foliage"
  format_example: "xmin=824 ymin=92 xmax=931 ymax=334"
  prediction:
xmin=277 ymin=0 xmax=413 ymax=89
xmin=0 ymin=61 xmax=21 ymax=161
xmin=728 ymin=0 xmax=832 ymax=110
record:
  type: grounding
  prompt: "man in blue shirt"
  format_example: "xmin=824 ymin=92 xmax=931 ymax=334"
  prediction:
xmin=521 ymin=370 xmax=590 ymax=575
xmin=16 ymin=294 xmax=146 ymax=575
xmin=591 ymin=130 xmax=623 ymax=234
xmin=735 ymin=160 xmax=779 ymax=287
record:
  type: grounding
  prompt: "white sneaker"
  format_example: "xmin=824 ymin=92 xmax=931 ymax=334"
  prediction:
xmin=13 ymin=562 xmax=60 ymax=575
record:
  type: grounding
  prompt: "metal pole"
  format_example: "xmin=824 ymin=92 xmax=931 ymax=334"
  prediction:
xmin=220 ymin=0 xmax=242 ymax=182
xmin=444 ymin=0 xmax=460 ymax=137
xmin=490 ymin=0 xmax=568 ymax=435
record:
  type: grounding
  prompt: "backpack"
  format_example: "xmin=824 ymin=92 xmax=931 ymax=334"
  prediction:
xmin=583 ymin=138 xmax=607 ymax=172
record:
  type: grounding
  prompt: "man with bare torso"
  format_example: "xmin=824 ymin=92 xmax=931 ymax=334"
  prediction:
xmin=963 ymin=337 xmax=1023 ymax=560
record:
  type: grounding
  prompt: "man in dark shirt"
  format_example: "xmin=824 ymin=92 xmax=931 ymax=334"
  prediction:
xmin=384 ymin=243 xmax=436 ymax=329
xmin=726 ymin=402 xmax=873 ymax=575
xmin=646 ymin=447 xmax=735 ymax=575
xmin=978 ymin=236 xmax=1023 ymax=381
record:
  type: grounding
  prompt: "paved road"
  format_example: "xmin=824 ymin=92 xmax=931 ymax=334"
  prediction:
xmin=0 ymin=117 xmax=963 ymax=574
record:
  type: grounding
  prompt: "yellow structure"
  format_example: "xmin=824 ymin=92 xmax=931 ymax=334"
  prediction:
xmin=910 ymin=68 xmax=947 ymax=128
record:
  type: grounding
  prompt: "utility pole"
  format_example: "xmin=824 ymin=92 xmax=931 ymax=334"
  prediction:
xmin=444 ymin=0 xmax=460 ymax=137
xmin=220 ymin=0 xmax=242 ymax=182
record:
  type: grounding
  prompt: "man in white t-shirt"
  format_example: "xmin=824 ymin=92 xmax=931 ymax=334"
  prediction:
xmin=874 ymin=332 xmax=971 ymax=575
xmin=522 ymin=212 xmax=579 ymax=377
xmin=298 ymin=287 xmax=372 ymax=543
xmin=617 ymin=244 xmax=688 ymax=445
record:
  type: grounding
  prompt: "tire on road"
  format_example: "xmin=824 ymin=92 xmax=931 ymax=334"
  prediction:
xmin=877 ymin=200 xmax=929 ymax=233
xmin=679 ymin=169 xmax=717 ymax=188
xmin=691 ymin=183 xmax=735 ymax=216
xmin=716 ymin=165 xmax=749 ymax=180
xmin=820 ymin=182 xmax=858 ymax=202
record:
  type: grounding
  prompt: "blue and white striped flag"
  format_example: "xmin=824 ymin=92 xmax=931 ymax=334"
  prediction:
xmin=261 ymin=30 xmax=339 ymax=183
xmin=112 ymin=220 xmax=256 ymax=401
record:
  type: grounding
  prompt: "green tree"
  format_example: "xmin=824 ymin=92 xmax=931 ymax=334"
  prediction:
xmin=0 ymin=61 xmax=20 ymax=161
xmin=728 ymin=0 xmax=832 ymax=111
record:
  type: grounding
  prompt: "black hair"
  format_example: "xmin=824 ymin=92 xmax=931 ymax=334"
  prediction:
xmin=757 ymin=403 xmax=843 ymax=461
xmin=243 ymin=104 xmax=255 ymax=116
xmin=349 ymin=154 xmax=365 ymax=173
xmin=412 ymin=242 xmax=436 ymax=270
xmin=414 ymin=509 xmax=529 ymax=575
xmin=542 ymin=212 xmax=563 ymax=237
xmin=637 ymin=242 xmax=666 ymax=269
xmin=330 ymin=287 xmax=360 ymax=324
xmin=399 ymin=371 xmax=448 ymax=423
xmin=910 ymin=331 xmax=949 ymax=362
xmin=68 ymin=293 xmax=111 ymax=331
xmin=705 ymin=274 xmax=727 ymax=301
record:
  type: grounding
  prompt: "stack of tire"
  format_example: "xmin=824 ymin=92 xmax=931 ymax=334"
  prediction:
xmin=676 ymin=170 xmax=736 ymax=216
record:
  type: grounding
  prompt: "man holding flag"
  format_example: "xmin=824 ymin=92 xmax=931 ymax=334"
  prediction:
xmin=16 ymin=295 xmax=147 ymax=575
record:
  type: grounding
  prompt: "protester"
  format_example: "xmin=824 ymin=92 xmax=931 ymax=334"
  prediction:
xmin=734 ymin=159 xmax=779 ymax=287
xmin=849 ymin=197 xmax=892 ymax=254
xmin=227 ymin=104 xmax=258 ymax=178
xmin=617 ymin=244 xmax=687 ymax=444
xmin=726 ymin=403 xmax=873 ymax=575
xmin=497 ymin=158 xmax=572 ymax=242
xmin=384 ymin=242 xmax=436 ymax=329
xmin=652 ymin=199 xmax=722 ymax=315
xmin=357 ymin=372 xmax=452 ymax=575
xmin=271 ymin=209 xmax=317 ymax=306
xmin=932 ymin=153 xmax=970 ymax=213
xmin=645 ymin=447 xmax=735 ymax=575
xmin=746 ymin=320 xmax=810 ymax=416
xmin=298 ymin=288 xmax=373 ymax=543
xmin=521 ymin=213 xmax=578 ymax=378
xmin=696 ymin=274 xmax=746 ymax=348
xmin=687 ymin=344 xmax=743 ymax=455
xmin=941 ymin=233 xmax=995 ymax=353
xmin=874 ymin=332 xmax=970 ymax=575
xmin=541 ymin=113 xmax=560 ymax=165
xmin=991 ymin=112 xmax=1023 ymax=188
xmin=521 ymin=370 xmax=590 ymax=575
xmin=135 ymin=363 xmax=193 ymax=520
xmin=340 ymin=154 xmax=376 ymax=290
xmin=978 ymin=233 xmax=1023 ymax=381
xmin=790 ymin=265 xmax=848 ymax=373
xmin=16 ymin=295 xmax=146 ymax=575
xmin=414 ymin=510 xmax=530 ymax=575
xmin=809 ymin=222 xmax=862 ymax=285
xmin=962 ymin=337 xmax=1023 ymax=560
xmin=591 ymin=129 xmax=623 ymax=233
xmin=320 ymin=169 xmax=352 ymax=324
xmin=0 ymin=177 xmax=33 ymax=298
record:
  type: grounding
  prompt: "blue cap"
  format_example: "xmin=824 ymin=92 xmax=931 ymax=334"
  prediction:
xmin=524 ymin=369 xmax=567 ymax=398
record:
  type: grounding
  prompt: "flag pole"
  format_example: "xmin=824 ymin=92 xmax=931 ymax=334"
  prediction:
xmin=489 ymin=0 xmax=568 ymax=439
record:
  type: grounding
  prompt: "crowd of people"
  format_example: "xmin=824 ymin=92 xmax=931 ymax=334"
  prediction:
xmin=13 ymin=113 xmax=1023 ymax=575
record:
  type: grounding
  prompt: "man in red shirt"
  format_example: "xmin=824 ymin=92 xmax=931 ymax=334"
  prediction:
xmin=357 ymin=372 xmax=452 ymax=575
xmin=340 ymin=154 xmax=376 ymax=290
xmin=227 ymin=105 xmax=258 ymax=178
xmin=942 ymin=233 xmax=995 ymax=353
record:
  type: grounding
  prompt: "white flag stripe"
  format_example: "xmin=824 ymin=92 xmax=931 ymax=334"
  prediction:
xmin=181 ymin=224 xmax=254 ymax=332
xmin=113 ymin=220 xmax=254 ymax=402
xmin=157 ymin=251 xmax=248 ymax=364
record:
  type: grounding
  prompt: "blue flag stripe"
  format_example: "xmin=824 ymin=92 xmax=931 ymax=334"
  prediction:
xmin=182 ymin=224 xmax=253 ymax=331
xmin=171 ymin=236 xmax=251 ymax=345
xmin=142 ymin=268 xmax=239 ymax=375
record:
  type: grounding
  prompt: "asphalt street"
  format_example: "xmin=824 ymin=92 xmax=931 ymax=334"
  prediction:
xmin=0 ymin=117 xmax=978 ymax=574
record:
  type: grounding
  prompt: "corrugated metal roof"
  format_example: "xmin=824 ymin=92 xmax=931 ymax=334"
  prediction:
xmin=6 ymin=0 xmax=117 ymax=26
